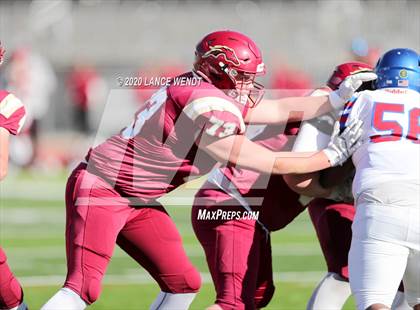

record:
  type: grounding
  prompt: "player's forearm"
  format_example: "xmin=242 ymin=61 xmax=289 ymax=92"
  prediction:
xmin=206 ymin=135 xmax=279 ymax=174
xmin=283 ymin=172 xmax=332 ymax=197
xmin=272 ymin=151 xmax=332 ymax=175
xmin=245 ymin=96 xmax=333 ymax=124
xmin=203 ymin=135 xmax=332 ymax=175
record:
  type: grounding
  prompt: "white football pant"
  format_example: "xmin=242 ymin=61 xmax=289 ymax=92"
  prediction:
xmin=349 ymin=194 xmax=419 ymax=309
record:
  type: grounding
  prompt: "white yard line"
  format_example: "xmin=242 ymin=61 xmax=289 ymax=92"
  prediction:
xmin=20 ymin=271 xmax=325 ymax=287
xmin=5 ymin=243 xmax=322 ymax=258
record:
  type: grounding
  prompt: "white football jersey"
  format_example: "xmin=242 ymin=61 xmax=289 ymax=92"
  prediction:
xmin=344 ymin=88 xmax=420 ymax=200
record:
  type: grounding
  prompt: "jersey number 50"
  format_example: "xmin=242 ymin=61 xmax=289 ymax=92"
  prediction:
xmin=371 ymin=102 xmax=419 ymax=144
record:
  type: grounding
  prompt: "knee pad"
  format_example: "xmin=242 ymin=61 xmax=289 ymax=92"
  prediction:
xmin=84 ymin=277 xmax=102 ymax=304
xmin=185 ymin=267 xmax=202 ymax=292
xmin=161 ymin=267 xmax=201 ymax=293
xmin=66 ymin=276 xmax=102 ymax=305
xmin=0 ymin=275 xmax=23 ymax=309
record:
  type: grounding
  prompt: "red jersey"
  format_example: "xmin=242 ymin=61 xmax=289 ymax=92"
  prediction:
xmin=87 ymin=73 xmax=245 ymax=203
xmin=0 ymin=90 xmax=26 ymax=135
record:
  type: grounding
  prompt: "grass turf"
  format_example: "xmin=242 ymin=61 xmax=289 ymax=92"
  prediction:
xmin=0 ymin=173 xmax=356 ymax=309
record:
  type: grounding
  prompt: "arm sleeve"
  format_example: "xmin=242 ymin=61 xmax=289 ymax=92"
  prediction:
xmin=292 ymin=121 xmax=332 ymax=152
xmin=0 ymin=93 xmax=26 ymax=135
xmin=292 ymin=87 xmax=336 ymax=152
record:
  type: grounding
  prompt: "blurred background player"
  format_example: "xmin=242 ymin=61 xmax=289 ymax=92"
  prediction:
xmin=66 ymin=62 xmax=104 ymax=135
xmin=40 ymin=30 xmax=368 ymax=310
xmin=0 ymin=42 xmax=28 ymax=310
xmin=192 ymin=121 xmax=306 ymax=310
xmin=3 ymin=45 xmax=56 ymax=169
xmin=270 ymin=60 xmax=313 ymax=97
xmin=344 ymin=48 xmax=419 ymax=310
xmin=284 ymin=61 xmax=410 ymax=310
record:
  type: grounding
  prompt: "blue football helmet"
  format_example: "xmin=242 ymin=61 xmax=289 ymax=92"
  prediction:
xmin=375 ymin=48 xmax=419 ymax=92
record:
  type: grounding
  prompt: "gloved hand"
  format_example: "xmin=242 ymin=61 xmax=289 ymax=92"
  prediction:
xmin=329 ymin=72 xmax=377 ymax=110
xmin=323 ymin=119 xmax=364 ymax=166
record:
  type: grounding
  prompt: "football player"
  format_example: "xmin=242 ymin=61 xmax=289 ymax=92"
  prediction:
xmin=0 ymin=43 xmax=28 ymax=310
xmin=345 ymin=48 xmax=419 ymax=310
xmin=41 ymin=30 xmax=374 ymax=309
xmin=190 ymin=63 xmax=376 ymax=310
xmin=192 ymin=121 xmax=306 ymax=310
xmin=284 ymin=62 xmax=410 ymax=310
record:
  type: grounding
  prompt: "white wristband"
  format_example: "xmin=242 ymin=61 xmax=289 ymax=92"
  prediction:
xmin=322 ymin=148 xmax=339 ymax=167
xmin=328 ymin=91 xmax=346 ymax=110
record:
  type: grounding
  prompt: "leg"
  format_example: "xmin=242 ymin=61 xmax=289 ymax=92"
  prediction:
xmin=0 ymin=247 xmax=24 ymax=309
xmin=306 ymin=199 xmax=353 ymax=309
xmin=349 ymin=204 xmax=409 ymax=310
xmin=308 ymin=199 xmax=354 ymax=279
xmin=117 ymin=205 xmax=201 ymax=310
xmin=42 ymin=165 xmax=133 ymax=308
xmin=192 ymin=203 xmax=259 ymax=310
xmin=254 ymin=234 xmax=275 ymax=309
xmin=401 ymin=248 xmax=420 ymax=308
xmin=401 ymin=205 xmax=420 ymax=309
xmin=306 ymin=272 xmax=351 ymax=310
xmin=391 ymin=291 xmax=411 ymax=310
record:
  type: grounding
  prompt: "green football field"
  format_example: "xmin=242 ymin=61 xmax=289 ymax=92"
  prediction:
xmin=0 ymin=171 xmax=356 ymax=309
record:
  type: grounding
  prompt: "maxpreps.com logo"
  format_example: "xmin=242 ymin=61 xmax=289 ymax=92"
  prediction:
xmin=202 ymin=45 xmax=242 ymax=66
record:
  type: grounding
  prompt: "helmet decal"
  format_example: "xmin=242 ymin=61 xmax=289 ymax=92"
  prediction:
xmin=202 ymin=45 xmax=242 ymax=67
xmin=399 ymin=69 xmax=407 ymax=78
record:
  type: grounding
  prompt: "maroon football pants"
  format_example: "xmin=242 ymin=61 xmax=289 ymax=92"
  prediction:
xmin=64 ymin=164 xmax=201 ymax=304
xmin=307 ymin=198 xmax=355 ymax=279
xmin=192 ymin=189 xmax=274 ymax=310
xmin=0 ymin=247 xmax=23 ymax=309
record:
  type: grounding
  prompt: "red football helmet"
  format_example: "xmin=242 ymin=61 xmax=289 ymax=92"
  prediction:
xmin=194 ymin=30 xmax=265 ymax=108
xmin=0 ymin=41 xmax=5 ymax=66
xmin=327 ymin=61 xmax=374 ymax=90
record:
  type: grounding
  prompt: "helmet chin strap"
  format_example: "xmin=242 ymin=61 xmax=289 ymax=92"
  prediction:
xmin=192 ymin=68 xmax=211 ymax=84
xmin=192 ymin=67 xmax=257 ymax=115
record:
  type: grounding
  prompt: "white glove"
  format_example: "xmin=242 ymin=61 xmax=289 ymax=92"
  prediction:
xmin=329 ymin=72 xmax=377 ymax=110
xmin=323 ymin=119 xmax=363 ymax=166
